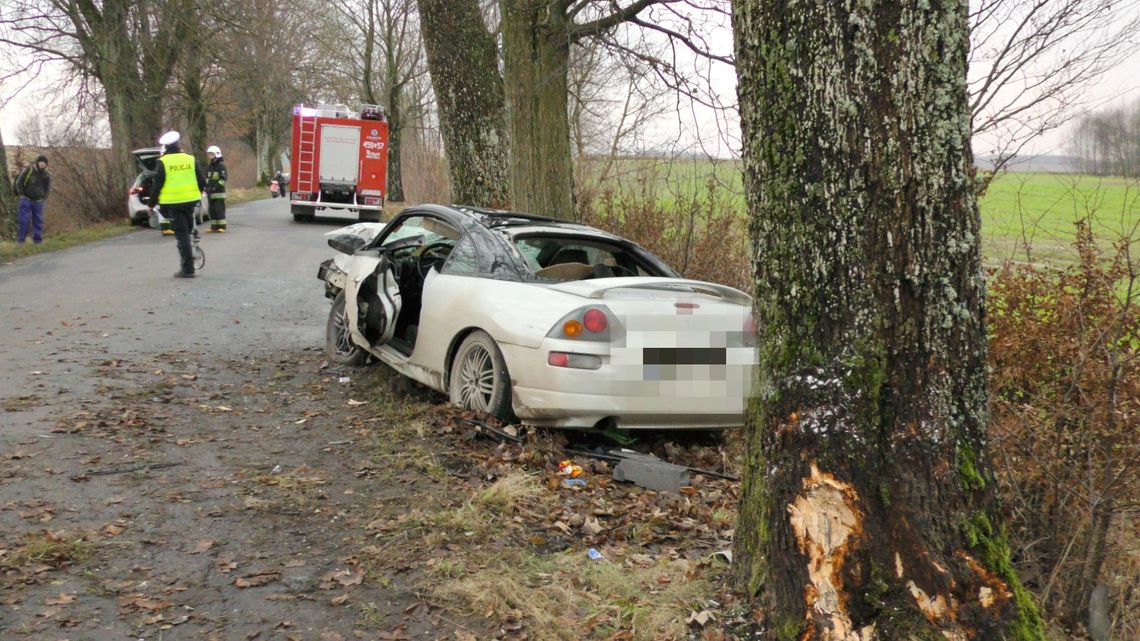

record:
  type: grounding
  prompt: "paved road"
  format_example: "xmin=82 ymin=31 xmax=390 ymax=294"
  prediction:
xmin=1 ymin=197 xmax=350 ymax=429
xmin=0 ymin=199 xmax=471 ymax=639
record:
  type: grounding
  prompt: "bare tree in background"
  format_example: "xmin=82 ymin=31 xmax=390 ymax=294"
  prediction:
xmin=418 ymin=0 xmax=511 ymax=207
xmin=174 ymin=0 xmax=223 ymax=156
xmin=220 ymin=2 xmax=312 ymax=181
xmin=567 ymin=36 xmax=673 ymax=203
xmin=498 ymin=0 xmax=731 ymax=219
xmin=0 ymin=0 xmax=195 ymax=181
xmin=1068 ymin=99 xmax=1140 ymax=177
xmin=969 ymin=0 xmax=1140 ymax=180
xmin=328 ymin=0 xmax=430 ymax=202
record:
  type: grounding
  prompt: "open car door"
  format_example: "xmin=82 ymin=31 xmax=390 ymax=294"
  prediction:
xmin=342 ymin=250 xmax=402 ymax=350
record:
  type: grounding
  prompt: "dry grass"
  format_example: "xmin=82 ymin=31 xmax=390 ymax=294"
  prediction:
xmin=435 ymin=550 xmax=709 ymax=641
xmin=423 ymin=470 xmax=714 ymax=640
xmin=250 ymin=466 xmax=327 ymax=490
xmin=430 ymin=471 xmax=544 ymax=540
xmin=1 ymin=531 xmax=95 ymax=570
xmin=0 ymin=220 xmax=136 ymax=262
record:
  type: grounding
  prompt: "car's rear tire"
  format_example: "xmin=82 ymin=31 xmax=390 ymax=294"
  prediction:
xmin=326 ymin=292 xmax=366 ymax=366
xmin=449 ymin=330 xmax=513 ymax=421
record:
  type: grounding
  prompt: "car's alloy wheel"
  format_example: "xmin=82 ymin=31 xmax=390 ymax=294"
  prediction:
xmin=325 ymin=292 xmax=366 ymax=365
xmin=449 ymin=330 xmax=513 ymax=421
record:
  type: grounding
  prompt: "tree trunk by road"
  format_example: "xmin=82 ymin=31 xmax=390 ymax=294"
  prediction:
xmin=386 ymin=82 xmax=405 ymax=202
xmin=501 ymin=0 xmax=575 ymax=219
xmin=81 ymin=0 xmax=180 ymax=183
xmin=0 ymin=128 xmax=15 ymax=240
xmin=732 ymin=1 xmax=1044 ymax=639
xmin=179 ymin=2 xmax=211 ymax=157
xmin=417 ymin=0 xmax=510 ymax=208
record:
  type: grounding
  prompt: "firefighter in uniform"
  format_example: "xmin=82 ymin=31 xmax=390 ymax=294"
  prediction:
xmin=204 ymin=145 xmax=228 ymax=232
xmin=151 ymin=131 xmax=206 ymax=278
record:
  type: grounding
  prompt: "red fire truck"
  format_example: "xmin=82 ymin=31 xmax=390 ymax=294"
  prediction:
xmin=289 ymin=103 xmax=389 ymax=223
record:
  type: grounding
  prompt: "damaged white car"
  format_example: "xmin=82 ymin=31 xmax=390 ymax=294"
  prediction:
xmin=317 ymin=204 xmax=756 ymax=430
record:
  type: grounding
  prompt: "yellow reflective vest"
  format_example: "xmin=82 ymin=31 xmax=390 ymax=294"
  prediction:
xmin=158 ymin=153 xmax=200 ymax=204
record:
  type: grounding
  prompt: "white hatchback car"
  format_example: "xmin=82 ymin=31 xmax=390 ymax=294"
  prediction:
xmin=128 ymin=147 xmax=208 ymax=228
xmin=318 ymin=204 xmax=757 ymax=430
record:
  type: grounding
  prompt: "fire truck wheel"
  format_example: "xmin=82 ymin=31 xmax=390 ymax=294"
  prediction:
xmin=291 ymin=204 xmax=315 ymax=223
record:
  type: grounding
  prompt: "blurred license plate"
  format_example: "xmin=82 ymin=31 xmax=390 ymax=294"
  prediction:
xmin=642 ymin=347 xmax=726 ymax=365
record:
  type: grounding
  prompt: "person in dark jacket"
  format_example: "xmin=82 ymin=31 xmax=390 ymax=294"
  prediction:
xmin=13 ymin=155 xmax=51 ymax=244
xmin=273 ymin=170 xmax=288 ymax=199
xmin=204 ymin=145 xmax=228 ymax=232
xmin=150 ymin=131 xmax=206 ymax=278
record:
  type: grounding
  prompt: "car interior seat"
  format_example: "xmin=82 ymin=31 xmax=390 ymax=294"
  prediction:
xmin=549 ymin=248 xmax=589 ymax=265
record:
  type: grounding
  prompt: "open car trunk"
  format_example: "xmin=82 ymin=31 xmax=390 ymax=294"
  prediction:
xmin=132 ymin=147 xmax=163 ymax=173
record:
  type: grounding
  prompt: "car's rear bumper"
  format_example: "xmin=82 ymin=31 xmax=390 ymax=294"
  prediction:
xmin=499 ymin=342 xmax=752 ymax=430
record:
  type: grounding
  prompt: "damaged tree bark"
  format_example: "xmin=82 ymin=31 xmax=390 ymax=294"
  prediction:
xmin=731 ymin=1 xmax=1044 ymax=640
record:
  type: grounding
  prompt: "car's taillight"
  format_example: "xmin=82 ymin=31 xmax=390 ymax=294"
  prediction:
xmin=740 ymin=314 xmax=758 ymax=347
xmin=582 ymin=308 xmax=607 ymax=333
xmin=129 ymin=186 xmax=143 ymax=195
xmin=547 ymin=351 xmax=602 ymax=370
xmin=562 ymin=320 xmax=584 ymax=337
xmin=546 ymin=306 xmax=620 ymax=342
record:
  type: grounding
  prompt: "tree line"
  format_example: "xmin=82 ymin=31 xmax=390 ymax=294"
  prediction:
xmin=0 ymin=0 xmax=734 ymax=223
xmin=3 ymin=0 xmax=1135 ymax=224
xmin=1070 ymin=99 xmax=1140 ymax=178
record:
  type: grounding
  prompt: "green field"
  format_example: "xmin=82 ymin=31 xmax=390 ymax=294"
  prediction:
xmin=979 ymin=173 xmax=1140 ymax=265
xmin=592 ymin=158 xmax=1140 ymax=266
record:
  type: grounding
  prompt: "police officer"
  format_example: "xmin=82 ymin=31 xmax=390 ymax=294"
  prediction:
xmin=151 ymin=131 xmax=206 ymax=278
xmin=204 ymin=145 xmax=228 ymax=232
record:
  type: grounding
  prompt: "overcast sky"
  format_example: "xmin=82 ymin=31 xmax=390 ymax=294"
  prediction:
xmin=3 ymin=5 xmax=1139 ymax=162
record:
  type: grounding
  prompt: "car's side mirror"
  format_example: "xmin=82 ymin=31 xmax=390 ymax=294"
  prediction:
xmin=328 ymin=234 xmax=367 ymax=255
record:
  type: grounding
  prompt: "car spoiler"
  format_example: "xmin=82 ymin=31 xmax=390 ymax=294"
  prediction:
xmin=548 ymin=277 xmax=752 ymax=306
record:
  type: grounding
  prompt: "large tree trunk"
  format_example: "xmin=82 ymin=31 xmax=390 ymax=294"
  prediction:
xmin=102 ymin=76 xmax=142 ymax=194
xmin=500 ymin=0 xmax=575 ymax=219
xmin=0 ymin=128 xmax=15 ymax=240
xmin=181 ymin=14 xmax=210 ymax=158
xmin=732 ymin=2 xmax=1044 ymax=640
xmin=417 ymin=0 xmax=510 ymax=208
xmin=85 ymin=0 xmax=177 ymax=187
xmin=386 ymin=84 xmax=405 ymax=202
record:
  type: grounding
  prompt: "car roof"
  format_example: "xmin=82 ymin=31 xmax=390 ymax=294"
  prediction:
xmin=406 ymin=204 xmax=609 ymax=236
xmin=399 ymin=204 xmax=680 ymax=279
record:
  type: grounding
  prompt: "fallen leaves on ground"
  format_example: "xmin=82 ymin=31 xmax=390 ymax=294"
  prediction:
xmin=234 ymin=571 xmax=281 ymax=588
xmin=319 ymin=567 xmax=363 ymax=589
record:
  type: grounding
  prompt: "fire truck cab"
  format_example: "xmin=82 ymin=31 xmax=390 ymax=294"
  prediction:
xmin=289 ymin=103 xmax=389 ymax=223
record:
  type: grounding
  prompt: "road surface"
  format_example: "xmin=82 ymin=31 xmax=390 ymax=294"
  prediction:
xmin=2 ymin=197 xmax=334 ymax=409
xmin=0 ymin=199 xmax=458 ymax=639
